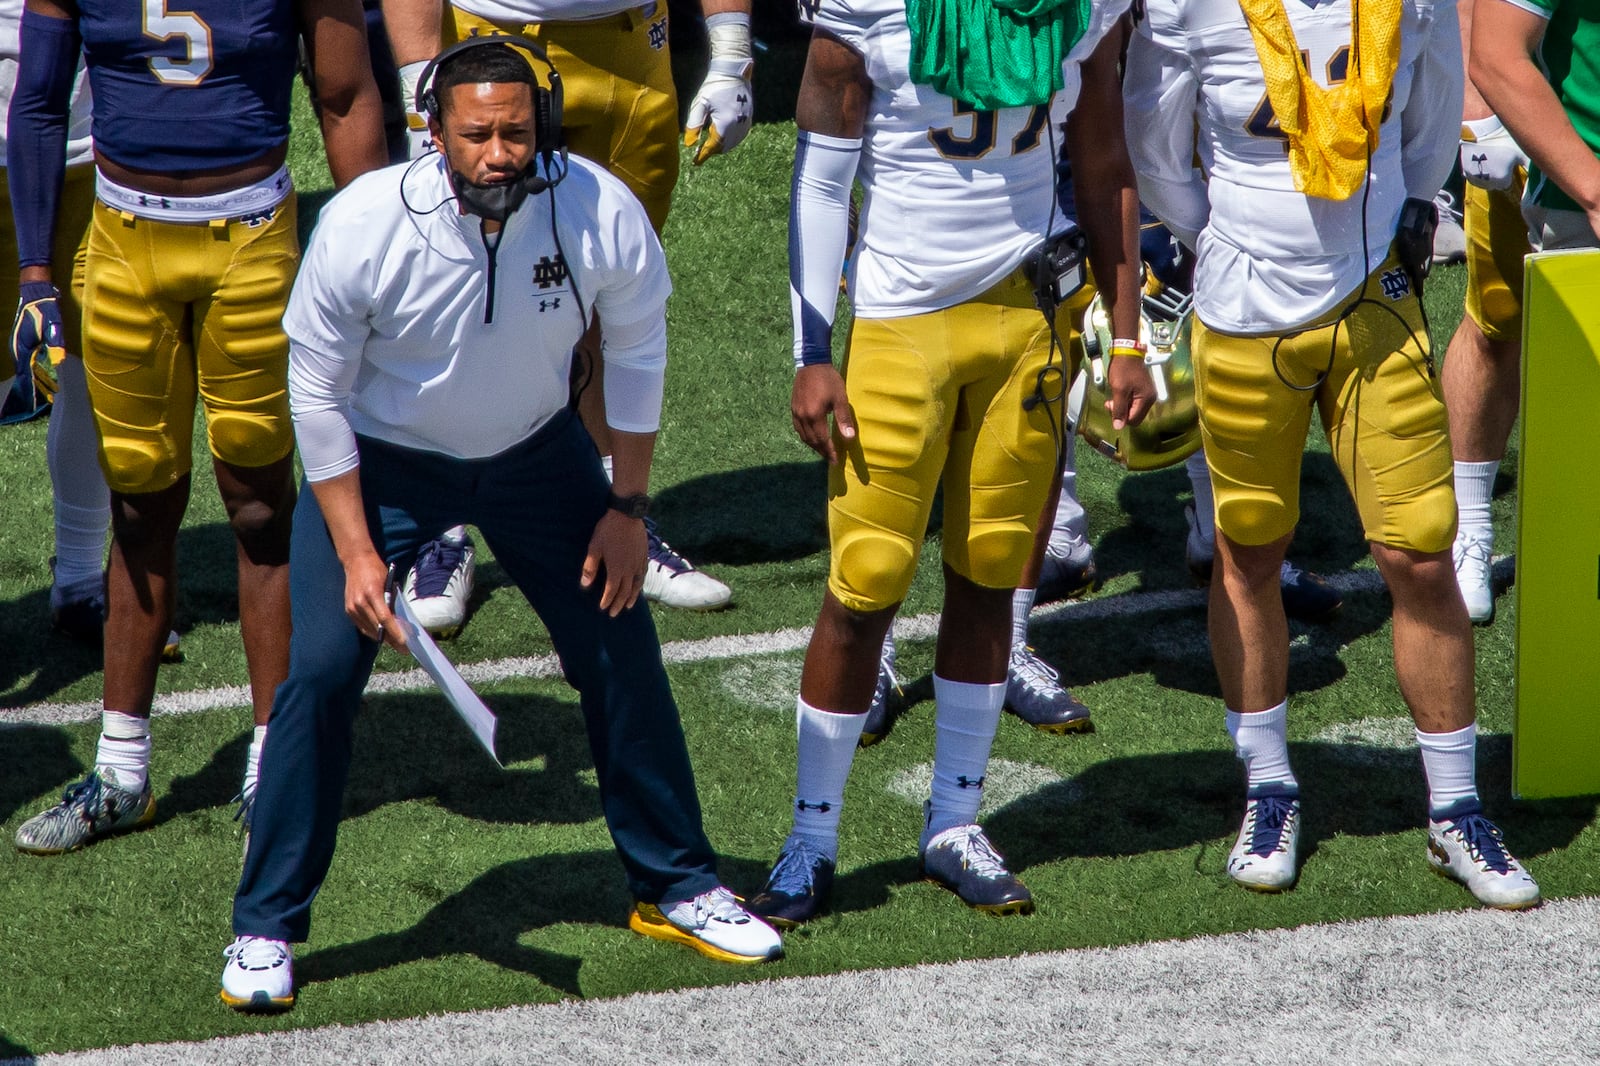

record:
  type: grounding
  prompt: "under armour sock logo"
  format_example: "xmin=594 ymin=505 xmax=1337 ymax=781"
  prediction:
xmin=956 ymin=775 xmax=985 ymax=790
xmin=796 ymin=799 xmax=833 ymax=813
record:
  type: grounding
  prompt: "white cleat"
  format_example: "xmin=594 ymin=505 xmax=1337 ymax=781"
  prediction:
xmin=1227 ymin=791 xmax=1300 ymax=892
xmin=1452 ymin=531 xmax=1495 ymax=624
xmin=220 ymin=935 xmax=295 ymax=1012
xmin=403 ymin=527 xmax=476 ymax=638
xmin=1427 ymin=804 xmax=1541 ymax=910
xmin=629 ymin=885 xmax=783 ymax=963
xmin=642 ymin=521 xmax=731 ymax=611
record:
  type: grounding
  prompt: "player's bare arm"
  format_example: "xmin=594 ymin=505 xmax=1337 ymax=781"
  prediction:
xmin=1473 ymin=0 xmax=1600 ymax=233
xmin=380 ymin=0 xmax=443 ymax=67
xmin=790 ymin=31 xmax=871 ymax=464
xmin=1066 ymin=17 xmax=1155 ymax=431
xmin=300 ymin=0 xmax=389 ymax=188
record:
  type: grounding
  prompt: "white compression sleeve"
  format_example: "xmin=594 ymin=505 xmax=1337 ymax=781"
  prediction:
xmin=789 ymin=131 xmax=861 ymax=370
xmin=601 ymin=310 xmax=667 ymax=433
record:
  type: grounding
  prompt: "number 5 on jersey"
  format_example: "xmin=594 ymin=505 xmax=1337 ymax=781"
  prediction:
xmin=143 ymin=0 xmax=213 ymax=86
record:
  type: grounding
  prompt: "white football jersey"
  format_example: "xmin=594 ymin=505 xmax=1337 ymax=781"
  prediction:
xmin=1124 ymin=0 xmax=1461 ymax=333
xmin=818 ymin=0 xmax=1130 ymax=318
xmin=0 ymin=0 xmax=93 ymax=167
xmin=448 ymin=0 xmax=644 ymax=24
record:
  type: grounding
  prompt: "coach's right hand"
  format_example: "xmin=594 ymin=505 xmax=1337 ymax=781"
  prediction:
xmin=792 ymin=363 xmax=856 ymax=464
xmin=344 ymin=548 xmax=409 ymax=653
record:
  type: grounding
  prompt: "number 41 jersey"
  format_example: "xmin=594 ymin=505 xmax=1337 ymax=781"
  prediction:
xmin=77 ymin=0 xmax=299 ymax=172
xmin=817 ymin=0 xmax=1129 ymax=319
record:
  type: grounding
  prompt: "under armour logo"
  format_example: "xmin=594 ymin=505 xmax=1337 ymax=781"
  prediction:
xmin=533 ymin=254 xmax=568 ymax=289
xmin=1470 ymin=151 xmax=1490 ymax=175
xmin=956 ymin=775 xmax=985 ymax=790
xmin=1379 ymin=267 xmax=1411 ymax=301
xmin=136 ymin=194 xmax=173 ymax=209
xmin=538 ymin=297 xmax=561 ymax=312
xmin=796 ymin=799 xmax=832 ymax=812
xmin=648 ymin=17 xmax=667 ymax=50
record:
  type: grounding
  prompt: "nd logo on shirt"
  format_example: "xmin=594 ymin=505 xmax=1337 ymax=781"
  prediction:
xmin=533 ymin=253 xmax=568 ymax=312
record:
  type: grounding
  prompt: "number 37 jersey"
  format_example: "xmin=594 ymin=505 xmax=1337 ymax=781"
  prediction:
xmin=816 ymin=0 xmax=1128 ymax=318
xmin=77 ymin=0 xmax=299 ymax=172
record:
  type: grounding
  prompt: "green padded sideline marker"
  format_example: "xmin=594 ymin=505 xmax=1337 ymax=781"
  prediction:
xmin=1515 ymin=248 xmax=1600 ymax=799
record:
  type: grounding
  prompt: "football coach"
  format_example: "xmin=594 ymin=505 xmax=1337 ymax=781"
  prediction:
xmin=218 ymin=37 xmax=780 ymax=1012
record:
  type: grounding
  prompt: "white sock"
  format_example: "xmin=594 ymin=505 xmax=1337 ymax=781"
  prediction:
xmin=1417 ymin=722 xmax=1480 ymax=817
xmin=1011 ymin=587 xmax=1035 ymax=649
xmin=242 ymin=725 xmax=268 ymax=802
xmin=1226 ymin=701 xmax=1298 ymax=796
xmin=1047 ymin=435 xmax=1088 ymax=558
xmin=1186 ymin=449 xmax=1217 ymax=548
xmin=440 ymin=524 xmax=470 ymax=546
xmin=790 ymin=697 xmax=865 ymax=859
xmin=923 ymin=675 xmax=1005 ymax=848
xmin=47 ymin=357 xmax=109 ymax=588
xmin=600 ymin=454 xmax=614 ymax=483
xmin=1453 ymin=460 xmax=1498 ymax=543
xmin=96 ymin=710 xmax=151 ymax=793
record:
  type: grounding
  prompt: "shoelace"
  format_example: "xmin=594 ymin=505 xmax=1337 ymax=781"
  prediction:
xmin=1247 ymin=795 xmax=1297 ymax=857
xmin=225 ymin=936 xmax=287 ymax=969
xmin=876 ymin=637 xmax=902 ymax=699
xmin=691 ymin=886 xmax=751 ymax=926
xmin=1454 ymin=536 xmax=1493 ymax=571
xmin=951 ymin=827 xmax=1010 ymax=879
xmin=645 ymin=519 xmax=693 ymax=576
xmin=768 ymin=840 xmax=829 ymax=895
xmin=57 ymin=772 xmax=107 ymax=821
xmin=1010 ymin=646 xmax=1062 ymax=695
xmin=411 ymin=539 xmax=467 ymax=598
xmin=1448 ymin=812 xmax=1514 ymax=875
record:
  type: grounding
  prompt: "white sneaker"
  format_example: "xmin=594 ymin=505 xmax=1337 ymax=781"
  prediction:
xmin=403 ymin=528 xmax=476 ymax=638
xmin=220 ymin=936 xmax=295 ymax=1011
xmin=1452 ymin=531 xmax=1495 ymax=623
xmin=1432 ymin=189 xmax=1467 ymax=266
xmin=629 ymin=885 xmax=783 ymax=963
xmin=642 ymin=521 xmax=731 ymax=611
xmin=1227 ymin=791 xmax=1300 ymax=892
xmin=1428 ymin=804 xmax=1541 ymax=910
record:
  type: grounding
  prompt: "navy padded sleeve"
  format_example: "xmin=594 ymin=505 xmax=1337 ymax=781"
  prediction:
xmin=8 ymin=8 xmax=80 ymax=269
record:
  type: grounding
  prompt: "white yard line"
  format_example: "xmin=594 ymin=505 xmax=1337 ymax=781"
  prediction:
xmin=2 ymin=565 xmax=1423 ymax=727
xmin=10 ymin=894 xmax=1595 ymax=1065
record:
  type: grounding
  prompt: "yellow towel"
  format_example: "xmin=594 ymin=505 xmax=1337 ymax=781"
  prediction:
xmin=1237 ymin=0 xmax=1403 ymax=200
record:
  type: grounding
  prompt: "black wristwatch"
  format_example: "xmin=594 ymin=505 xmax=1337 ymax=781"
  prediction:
xmin=606 ymin=491 xmax=652 ymax=519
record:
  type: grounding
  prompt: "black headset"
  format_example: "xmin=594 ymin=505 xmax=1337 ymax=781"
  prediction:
xmin=416 ymin=33 xmax=567 ymax=187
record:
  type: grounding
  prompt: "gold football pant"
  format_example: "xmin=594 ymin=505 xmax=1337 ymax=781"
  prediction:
xmin=80 ymin=197 xmax=299 ymax=494
xmin=444 ymin=3 xmax=679 ymax=233
xmin=1195 ymin=252 xmax=1454 ymax=554
xmin=1463 ymin=175 xmax=1529 ymax=343
xmin=828 ymin=270 xmax=1070 ymax=613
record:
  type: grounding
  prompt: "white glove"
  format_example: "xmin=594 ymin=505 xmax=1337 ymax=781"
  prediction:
xmin=684 ymin=13 xmax=754 ymax=165
xmin=398 ymin=60 xmax=435 ymax=160
xmin=1460 ymin=115 xmax=1528 ymax=191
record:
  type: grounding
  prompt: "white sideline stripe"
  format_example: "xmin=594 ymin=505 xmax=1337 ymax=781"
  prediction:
xmin=0 ymin=557 xmax=1512 ymax=728
xmin=12 ymin=894 xmax=1595 ymax=1065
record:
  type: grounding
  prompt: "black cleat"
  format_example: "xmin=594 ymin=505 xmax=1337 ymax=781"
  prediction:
xmin=921 ymin=823 xmax=1034 ymax=916
xmin=748 ymin=837 xmax=835 ymax=929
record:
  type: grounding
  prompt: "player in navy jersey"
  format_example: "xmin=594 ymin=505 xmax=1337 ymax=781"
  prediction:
xmin=8 ymin=0 xmax=386 ymax=854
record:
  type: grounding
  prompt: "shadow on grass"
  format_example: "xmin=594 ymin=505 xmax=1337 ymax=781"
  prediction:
xmin=0 ymin=1034 xmax=38 ymax=1061
xmin=160 ymin=690 xmax=606 ymax=828
xmin=0 ymin=724 xmax=81 ymax=826
xmin=297 ymin=849 xmax=776 ymax=996
xmin=650 ymin=460 xmax=830 ymax=566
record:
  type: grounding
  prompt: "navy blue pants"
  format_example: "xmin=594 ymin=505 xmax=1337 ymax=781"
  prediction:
xmin=233 ymin=412 xmax=720 ymax=942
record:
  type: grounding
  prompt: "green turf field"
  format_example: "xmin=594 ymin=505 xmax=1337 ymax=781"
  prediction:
xmin=2 ymin=110 xmax=1596 ymax=1058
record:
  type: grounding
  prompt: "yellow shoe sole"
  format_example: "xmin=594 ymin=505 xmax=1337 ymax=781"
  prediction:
xmin=628 ymin=904 xmax=781 ymax=965
xmin=219 ymin=988 xmax=295 ymax=1012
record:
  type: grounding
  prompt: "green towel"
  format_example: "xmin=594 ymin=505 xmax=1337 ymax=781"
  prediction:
xmin=906 ymin=0 xmax=1094 ymax=110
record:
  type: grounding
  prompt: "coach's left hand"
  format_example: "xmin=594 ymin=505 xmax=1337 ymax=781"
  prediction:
xmin=583 ymin=511 xmax=647 ymax=616
xmin=1105 ymin=356 xmax=1157 ymax=431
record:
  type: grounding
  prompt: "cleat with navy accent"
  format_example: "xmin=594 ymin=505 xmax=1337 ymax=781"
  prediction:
xmin=1278 ymin=561 xmax=1342 ymax=623
xmin=404 ymin=528 xmax=476 ymax=639
xmin=1227 ymin=789 xmax=1300 ymax=892
xmin=220 ymin=936 xmax=295 ymax=1012
xmin=1005 ymin=644 xmax=1093 ymax=734
xmin=642 ymin=520 xmax=731 ymax=611
xmin=748 ymin=837 xmax=836 ymax=928
xmin=15 ymin=769 xmax=155 ymax=855
xmin=629 ymin=885 xmax=783 ymax=963
xmin=1184 ymin=504 xmax=1214 ymax=585
xmin=1427 ymin=802 xmax=1540 ymax=910
xmin=920 ymin=823 xmax=1034 ymax=916
xmin=1452 ymin=532 xmax=1495 ymax=624
xmin=1035 ymin=546 xmax=1099 ymax=605
xmin=859 ymin=630 xmax=902 ymax=747
xmin=162 ymin=629 xmax=183 ymax=664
